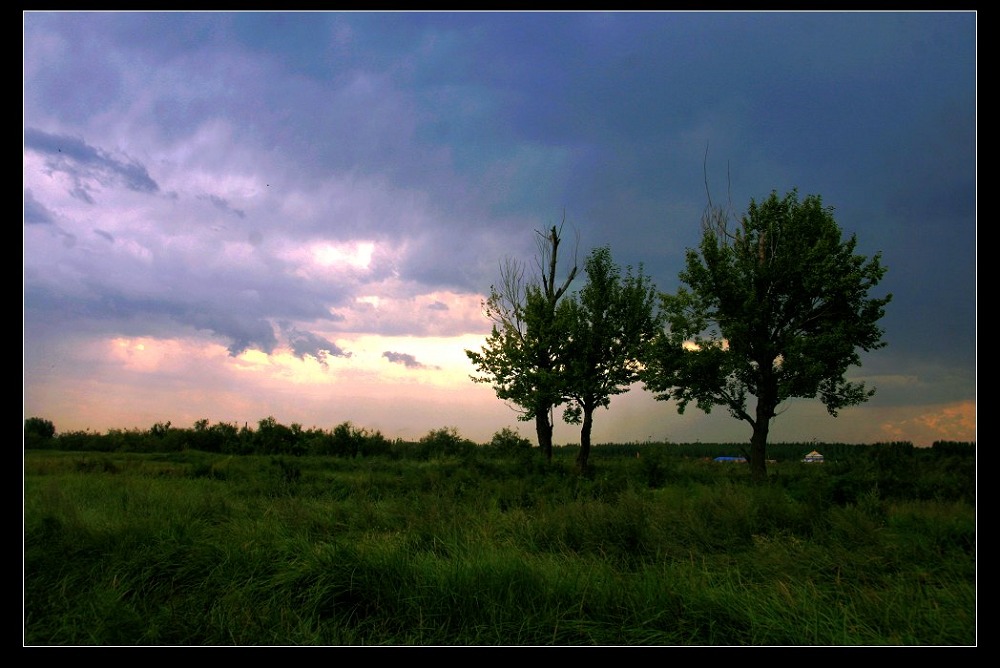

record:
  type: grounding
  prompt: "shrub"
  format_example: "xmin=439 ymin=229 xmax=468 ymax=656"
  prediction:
xmin=489 ymin=427 xmax=532 ymax=453
xmin=24 ymin=417 xmax=56 ymax=449
xmin=637 ymin=447 xmax=672 ymax=488
xmin=415 ymin=427 xmax=476 ymax=460
xmin=309 ymin=422 xmax=391 ymax=457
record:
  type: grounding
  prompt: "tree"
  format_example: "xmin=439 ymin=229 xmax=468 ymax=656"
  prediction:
xmin=466 ymin=221 xmax=578 ymax=462
xmin=254 ymin=416 xmax=302 ymax=455
xmin=642 ymin=189 xmax=892 ymax=481
xmin=24 ymin=417 xmax=56 ymax=449
xmin=561 ymin=247 xmax=660 ymax=471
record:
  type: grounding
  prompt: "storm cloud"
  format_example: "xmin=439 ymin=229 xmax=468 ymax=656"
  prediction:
xmin=23 ymin=11 xmax=976 ymax=446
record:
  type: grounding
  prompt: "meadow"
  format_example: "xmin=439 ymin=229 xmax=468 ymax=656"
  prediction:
xmin=23 ymin=429 xmax=976 ymax=646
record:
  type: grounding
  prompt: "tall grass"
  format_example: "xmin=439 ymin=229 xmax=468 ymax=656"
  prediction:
xmin=24 ymin=448 xmax=975 ymax=645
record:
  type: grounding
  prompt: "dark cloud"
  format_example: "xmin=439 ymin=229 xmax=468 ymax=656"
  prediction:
xmin=382 ymin=351 xmax=438 ymax=370
xmin=21 ymin=284 xmax=263 ymax=354
xmin=21 ymin=13 xmax=977 ymax=442
xmin=24 ymin=190 xmax=55 ymax=225
xmin=201 ymin=193 xmax=246 ymax=219
xmin=194 ymin=314 xmax=279 ymax=357
xmin=186 ymin=301 xmax=352 ymax=358
xmin=282 ymin=323 xmax=351 ymax=363
xmin=24 ymin=127 xmax=159 ymax=198
xmin=23 ymin=279 xmax=329 ymax=360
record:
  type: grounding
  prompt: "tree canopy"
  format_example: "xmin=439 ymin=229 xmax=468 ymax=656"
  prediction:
xmin=642 ymin=189 xmax=892 ymax=481
xmin=465 ymin=223 xmax=578 ymax=461
xmin=561 ymin=246 xmax=660 ymax=470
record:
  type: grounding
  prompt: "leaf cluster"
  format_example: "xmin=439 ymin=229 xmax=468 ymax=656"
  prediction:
xmin=560 ymin=246 xmax=661 ymax=421
xmin=643 ymin=189 xmax=892 ymax=421
xmin=465 ymin=225 xmax=579 ymax=423
xmin=467 ymin=240 xmax=661 ymax=432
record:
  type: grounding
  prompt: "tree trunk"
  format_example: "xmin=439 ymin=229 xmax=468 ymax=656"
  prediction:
xmin=749 ymin=422 xmax=768 ymax=482
xmin=749 ymin=397 xmax=774 ymax=482
xmin=575 ymin=406 xmax=594 ymax=472
xmin=535 ymin=411 xmax=553 ymax=463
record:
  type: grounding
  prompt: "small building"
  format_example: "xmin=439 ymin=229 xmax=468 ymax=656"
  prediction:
xmin=802 ymin=450 xmax=824 ymax=463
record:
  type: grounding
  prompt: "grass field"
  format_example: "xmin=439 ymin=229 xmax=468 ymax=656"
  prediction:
xmin=23 ymin=443 xmax=976 ymax=646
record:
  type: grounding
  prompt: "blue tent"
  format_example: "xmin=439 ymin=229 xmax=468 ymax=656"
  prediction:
xmin=713 ymin=456 xmax=747 ymax=463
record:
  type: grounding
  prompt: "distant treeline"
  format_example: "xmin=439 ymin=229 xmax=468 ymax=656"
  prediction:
xmin=23 ymin=415 xmax=974 ymax=463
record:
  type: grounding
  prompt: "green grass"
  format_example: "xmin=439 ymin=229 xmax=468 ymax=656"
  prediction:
xmin=23 ymin=448 xmax=976 ymax=645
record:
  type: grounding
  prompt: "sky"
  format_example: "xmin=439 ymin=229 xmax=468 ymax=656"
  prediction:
xmin=23 ymin=11 xmax=977 ymax=447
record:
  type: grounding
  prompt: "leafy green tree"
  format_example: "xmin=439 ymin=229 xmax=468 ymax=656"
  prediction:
xmin=210 ymin=421 xmax=242 ymax=454
xmin=561 ymin=247 xmax=660 ymax=471
xmin=24 ymin=417 xmax=56 ymax=449
xmin=254 ymin=416 xmax=302 ymax=455
xmin=329 ymin=421 xmax=364 ymax=457
xmin=642 ymin=189 xmax=891 ymax=481
xmin=190 ymin=419 xmax=222 ymax=452
xmin=149 ymin=421 xmax=172 ymax=439
xmin=466 ymin=222 xmax=578 ymax=462
xmin=146 ymin=421 xmax=186 ymax=452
